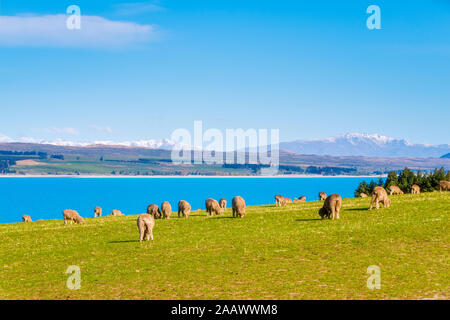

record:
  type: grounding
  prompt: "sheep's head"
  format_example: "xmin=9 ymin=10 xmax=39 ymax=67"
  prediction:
xmin=318 ymin=207 xmax=328 ymax=219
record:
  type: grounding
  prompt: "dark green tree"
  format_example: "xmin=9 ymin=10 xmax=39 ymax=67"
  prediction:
xmin=398 ymin=167 xmax=415 ymax=193
xmin=354 ymin=181 xmax=370 ymax=197
xmin=384 ymin=171 xmax=399 ymax=192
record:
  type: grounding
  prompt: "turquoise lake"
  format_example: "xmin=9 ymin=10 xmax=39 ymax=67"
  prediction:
xmin=0 ymin=177 xmax=383 ymax=224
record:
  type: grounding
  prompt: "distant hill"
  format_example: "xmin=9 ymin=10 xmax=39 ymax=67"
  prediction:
xmin=1 ymin=142 xmax=449 ymax=176
xmin=280 ymin=133 xmax=450 ymax=158
xmin=441 ymin=153 xmax=450 ymax=159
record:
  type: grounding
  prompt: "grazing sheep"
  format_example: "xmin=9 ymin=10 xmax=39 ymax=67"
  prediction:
xmin=94 ymin=206 xmax=102 ymax=217
xmin=278 ymin=197 xmax=292 ymax=206
xmin=318 ymin=194 xmax=342 ymax=220
xmin=137 ymin=214 xmax=155 ymax=241
xmin=369 ymin=187 xmax=391 ymax=210
xmin=294 ymin=196 xmax=306 ymax=203
xmin=439 ymin=180 xmax=450 ymax=193
xmin=147 ymin=204 xmax=161 ymax=219
xmin=109 ymin=209 xmax=124 ymax=217
xmin=275 ymin=194 xmax=284 ymax=206
xmin=178 ymin=200 xmax=191 ymax=218
xmin=160 ymin=201 xmax=172 ymax=219
xmin=319 ymin=192 xmax=327 ymax=201
xmin=219 ymin=198 xmax=227 ymax=209
xmin=411 ymin=184 xmax=421 ymax=194
xmin=359 ymin=193 xmax=368 ymax=198
xmin=22 ymin=215 xmax=32 ymax=223
xmin=205 ymin=198 xmax=223 ymax=216
xmin=389 ymin=185 xmax=404 ymax=195
xmin=63 ymin=209 xmax=84 ymax=225
xmin=232 ymin=196 xmax=246 ymax=218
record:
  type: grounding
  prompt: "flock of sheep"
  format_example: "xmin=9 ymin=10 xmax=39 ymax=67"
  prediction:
xmin=276 ymin=180 xmax=450 ymax=222
xmin=21 ymin=195 xmax=247 ymax=242
xmin=20 ymin=180 xmax=450 ymax=242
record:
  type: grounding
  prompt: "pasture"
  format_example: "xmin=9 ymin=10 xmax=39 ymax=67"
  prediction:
xmin=0 ymin=192 xmax=448 ymax=299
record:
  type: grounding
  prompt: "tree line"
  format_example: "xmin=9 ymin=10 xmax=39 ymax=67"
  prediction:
xmin=355 ymin=167 xmax=450 ymax=197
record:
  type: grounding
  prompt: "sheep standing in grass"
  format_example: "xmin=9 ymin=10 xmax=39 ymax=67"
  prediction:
xmin=205 ymin=198 xmax=223 ymax=216
xmin=411 ymin=184 xmax=421 ymax=194
xmin=178 ymin=200 xmax=191 ymax=218
xmin=232 ymin=196 xmax=246 ymax=218
xmin=109 ymin=209 xmax=124 ymax=217
xmin=369 ymin=187 xmax=391 ymax=210
xmin=147 ymin=204 xmax=161 ymax=219
xmin=389 ymin=185 xmax=404 ymax=195
xmin=439 ymin=181 xmax=450 ymax=193
xmin=278 ymin=197 xmax=292 ymax=206
xmin=359 ymin=193 xmax=368 ymax=198
xmin=22 ymin=215 xmax=32 ymax=223
xmin=94 ymin=206 xmax=102 ymax=217
xmin=275 ymin=195 xmax=284 ymax=206
xmin=63 ymin=210 xmax=84 ymax=224
xmin=137 ymin=214 xmax=155 ymax=241
xmin=294 ymin=196 xmax=306 ymax=203
xmin=319 ymin=192 xmax=327 ymax=201
xmin=160 ymin=201 xmax=172 ymax=219
xmin=219 ymin=198 xmax=227 ymax=209
xmin=318 ymin=194 xmax=342 ymax=220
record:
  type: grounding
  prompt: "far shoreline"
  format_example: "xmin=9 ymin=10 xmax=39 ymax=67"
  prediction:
xmin=0 ymin=174 xmax=387 ymax=179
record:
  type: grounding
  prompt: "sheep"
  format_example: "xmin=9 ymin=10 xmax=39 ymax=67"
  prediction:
xmin=369 ymin=187 xmax=391 ymax=210
xmin=318 ymin=194 xmax=342 ymax=220
xmin=359 ymin=193 xmax=368 ymax=198
xmin=389 ymin=185 xmax=404 ymax=195
xmin=319 ymin=192 xmax=327 ymax=201
xmin=205 ymin=198 xmax=223 ymax=216
xmin=109 ymin=209 xmax=124 ymax=217
xmin=411 ymin=184 xmax=421 ymax=194
xmin=232 ymin=196 xmax=246 ymax=218
xmin=439 ymin=180 xmax=450 ymax=193
xmin=275 ymin=195 xmax=284 ymax=206
xmin=147 ymin=204 xmax=161 ymax=219
xmin=160 ymin=201 xmax=172 ymax=219
xmin=178 ymin=200 xmax=191 ymax=218
xmin=219 ymin=198 xmax=227 ymax=209
xmin=94 ymin=206 xmax=102 ymax=217
xmin=22 ymin=215 xmax=32 ymax=223
xmin=63 ymin=209 xmax=84 ymax=225
xmin=294 ymin=196 xmax=306 ymax=203
xmin=137 ymin=214 xmax=155 ymax=241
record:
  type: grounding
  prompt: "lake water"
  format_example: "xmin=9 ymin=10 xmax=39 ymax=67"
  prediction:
xmin=0 ymin=177 xmax=382 ymax=224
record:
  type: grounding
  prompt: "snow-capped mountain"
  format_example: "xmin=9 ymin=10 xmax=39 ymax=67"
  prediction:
xmin=1 ymin=132 xmax=449 ymax=158
xmin=0 ymin=134 xmax=179 ymax=150
xmin=279 ymin=133 xmax=450 ymax=158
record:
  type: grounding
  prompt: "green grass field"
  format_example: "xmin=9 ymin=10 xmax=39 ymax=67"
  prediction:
xmin=0 ymin=192 xmax=448 ymax=300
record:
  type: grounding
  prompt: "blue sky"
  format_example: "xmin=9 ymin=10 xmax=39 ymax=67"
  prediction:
xmin=0 ymin=0 xmax=449 ymax=145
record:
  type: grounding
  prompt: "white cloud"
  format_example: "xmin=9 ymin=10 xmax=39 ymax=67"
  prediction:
xmin=0 ymin=133 xmax=13 ymax=143
xmin=44 ymin=127 xmax=79 ymax=135
xmin=90 ymin=125 xmax=113 ymax=134
xmin=0 ymin=14 xmax=157 ymax=48
xmin=113 ymin=2 xmax=164 ymax=16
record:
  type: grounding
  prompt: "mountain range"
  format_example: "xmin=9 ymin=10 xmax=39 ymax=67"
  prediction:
xmin=1 ymin=132 xmax=449 ymax=158
xmin=279 ymin=133 xmax=450 ymax=158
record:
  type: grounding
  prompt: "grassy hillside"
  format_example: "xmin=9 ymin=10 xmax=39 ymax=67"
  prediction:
xmin=0 ymin=192 xmax=448 ymax=300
